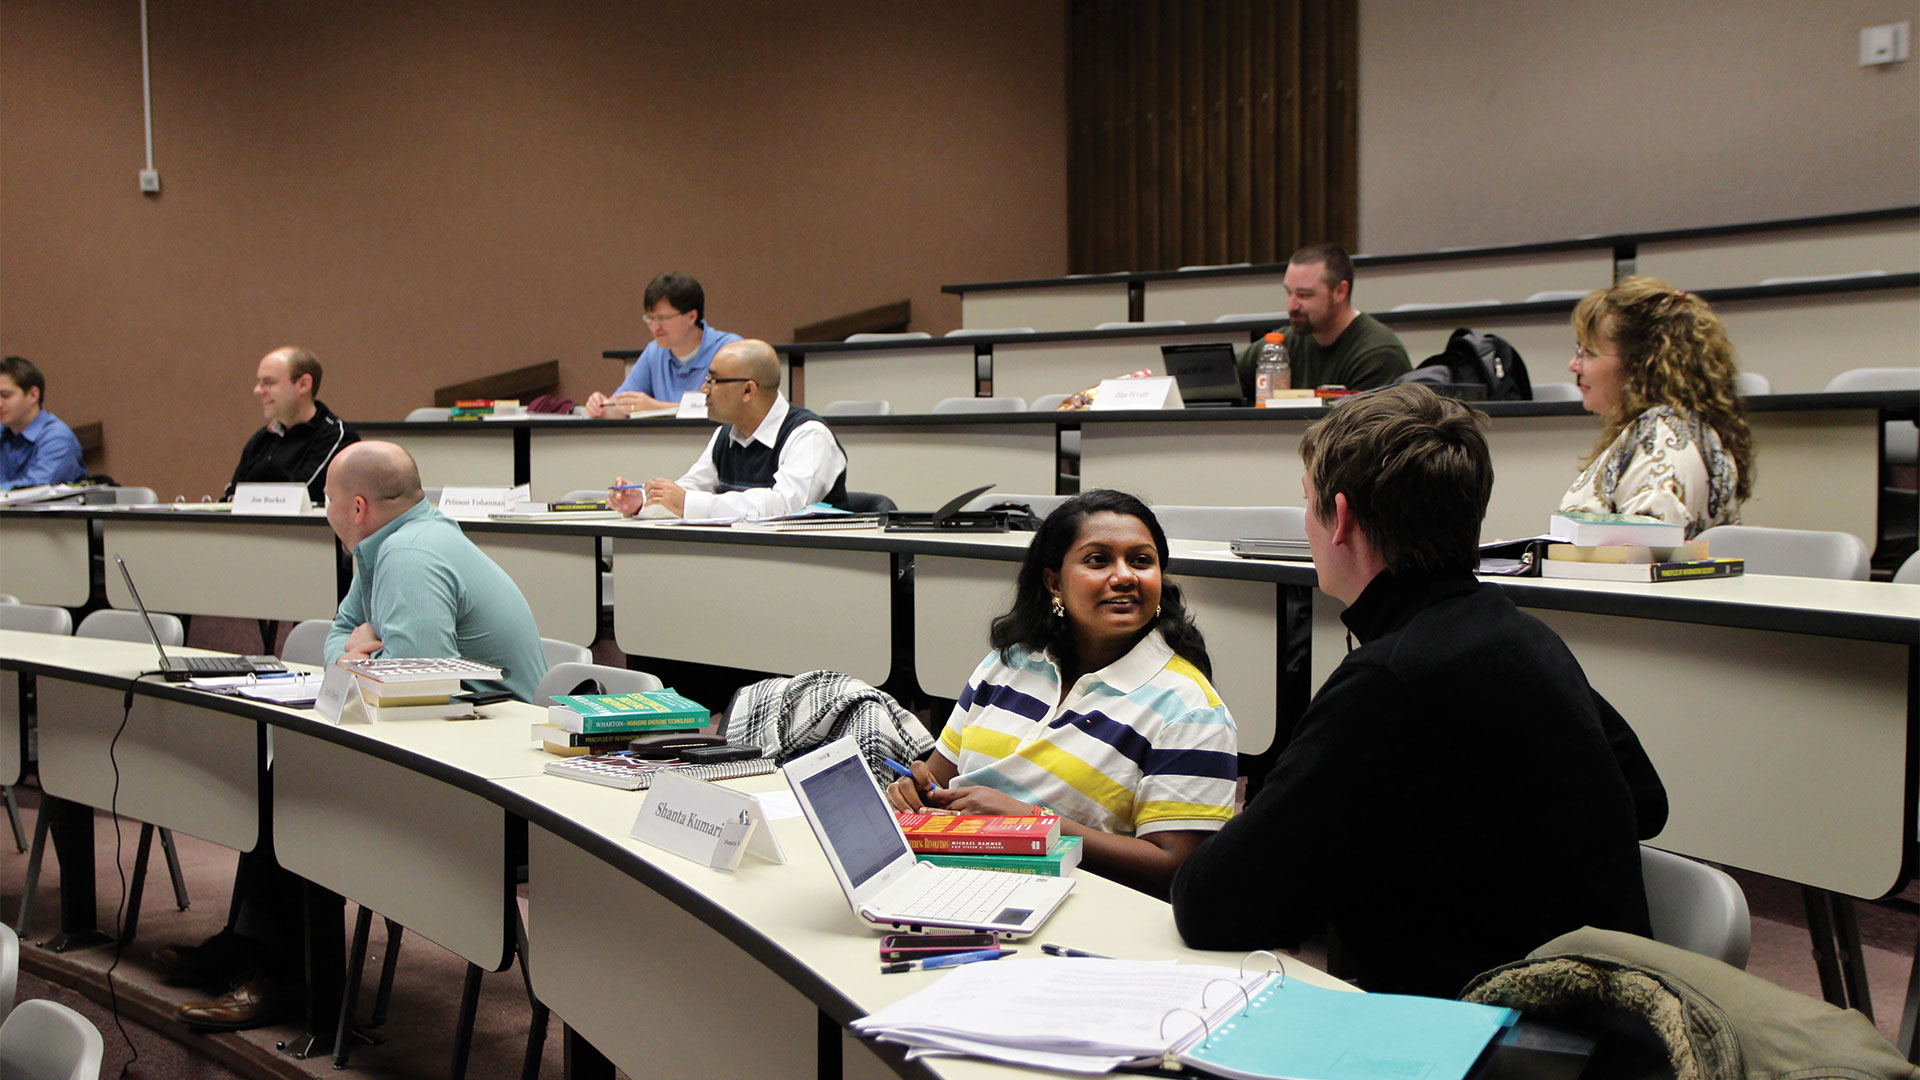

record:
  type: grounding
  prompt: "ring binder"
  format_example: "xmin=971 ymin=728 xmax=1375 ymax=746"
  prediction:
xmin=1238 ymin=948 xmax=1286 ymax=983
xmin=1201 ymin=976 xmax=1253 ymax=1014
xmin=1158 ymin=1007 xmax=1213 ymax=1069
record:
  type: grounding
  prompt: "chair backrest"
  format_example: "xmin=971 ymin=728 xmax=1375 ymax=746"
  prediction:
xmin=0 ymin=604 xmax=73 ymax=636
xmin=96 ymin=486 xmax=159 ymax=504
xmin=405 ymin=407 xmax=452 ymax=422
xmin=1026 ymin=393 xmax=1071 ymax=412
xmin=1151 ymin=505 xmax=1308 ymax=543
xmin=1093 ymin=320 xmax=1187 ymax=330
xmin=843 ymin=491 xmax=899 ymax=514
xmin=541 ymin=637 xmax=592 ymax=669
xmin=1823 ymin=367 xmax=1920 ymax=394
xmin=819 ymin=399 xmax=893 ymax=417
xmin=1213 ymin=311 xmax=1289 ymax=324
xmin=943 ymin=328 xmax=1035 ymax=338
xmin=0 ymin=998 xmax=106 ymax=1080
xmin=281 ymin=619 xmax=332 ymax=666
xmin=77 ymin=608 xmax=181 ymax=647
xmin=961 ymin=492 xmax=1070 ymax=518
xmin=1895 ymin=551 xmax=1920 ymax=585
xmin=1529 ymin=382 xmax=1583 ymax=402
xmin=534 ymin=662 xmax=663 ymax=706
xmin=1641 ymin=845 xmax=1751 ymax=969
xmin=844 ymin=332 xmax=931 ymax=343
xmin=0 ymin=922 xmax=16 ymax=1029
xmin=0 ymin=595 xmax=17 ymax=605
xmin=1733 ymin=371 xmax=1771 ymax=395
xmin=931 ymin=396 xmax=1027 ymax=414
xmin=1694 ymin=524 xmax=1870 ymax=581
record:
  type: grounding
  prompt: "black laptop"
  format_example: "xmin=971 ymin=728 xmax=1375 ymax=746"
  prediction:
xmin=1160 ymin=343 xmax=1248 ymax=407
xmin=114 ymin=556 xmax=286 ymax=681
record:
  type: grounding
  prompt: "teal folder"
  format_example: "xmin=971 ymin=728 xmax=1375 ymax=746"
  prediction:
xmin=1181 ymin=977 xmax=1517 ymax=1080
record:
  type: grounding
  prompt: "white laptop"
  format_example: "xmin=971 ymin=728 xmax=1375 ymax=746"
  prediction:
xmin=782 ymin=736 xmax=1074 ymax=939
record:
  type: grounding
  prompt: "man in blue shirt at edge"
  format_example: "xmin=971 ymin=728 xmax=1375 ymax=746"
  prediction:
xmin=0 ymin=355 xmax=87 ymax=489
xmin=583 ymin=271 xmax=742 ymax=417
xmin=324 ymin=440 xmax=547 ymax=702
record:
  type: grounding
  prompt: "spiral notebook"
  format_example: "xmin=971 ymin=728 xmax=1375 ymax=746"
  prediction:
xmin=544 ymin=753 xmax=776 ymax=791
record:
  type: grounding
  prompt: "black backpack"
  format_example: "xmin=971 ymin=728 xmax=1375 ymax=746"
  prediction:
xmin=1396 ymin=328 xmax=1533 ymax=401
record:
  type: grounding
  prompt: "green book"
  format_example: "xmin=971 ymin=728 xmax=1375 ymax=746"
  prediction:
xmin=915 ymin=835 xmax=1083 ymax=877
xmin=547 ymin=689 xmax=710 ymax=734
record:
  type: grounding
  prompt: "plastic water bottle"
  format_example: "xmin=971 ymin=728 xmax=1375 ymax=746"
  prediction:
xmin=1255 ymin=331 xmax=1290 ymax=406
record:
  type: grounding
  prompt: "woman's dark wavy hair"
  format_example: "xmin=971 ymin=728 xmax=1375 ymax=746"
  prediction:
xmin=987 ymin=489 xmax=1212 ymax=678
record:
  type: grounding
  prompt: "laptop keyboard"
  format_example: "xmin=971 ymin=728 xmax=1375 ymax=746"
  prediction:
xmin=171 ymin=656 xmax=259 ymax=674
xmin=906 ymin=867 xmax=1027 ymax=922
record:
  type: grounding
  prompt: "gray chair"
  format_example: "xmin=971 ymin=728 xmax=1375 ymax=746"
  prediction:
xmin=535 ymin=662 xmax=664 ymax=706
xmin=943 ymin=327 xmax=1035 ymax=338
xmin=541 ymin=637 xmax=592 ymax=669
xmin=844 ymin=332 xmax=930 ymax=343
xmin=75 ymin=608 xmax=181 ymax=646
xmin=1213 ymin=311 xmax=1288 ymax=324
xmin=1027 ymin=393 xmax=1071 ymax=412
xmin=1388 ymin=299 xmax=1501 ymax=311
xmin=1694 ymin=525 xmax=1870 ymax=581
xmin=1177 ymin=262 xmax=1252 ymax=271
xmin=932 ymin=396 xmax=1026 ymax=414
xmin=1825 ymin=367 xmax=1919 ymax=470
xmin=1641 ymin=845 xmax=1752 ymax=969
xmin=280 ymin=618 xmax=332 ymax=666
xmin=1894 ymin=551 xmax=1920 ymax=584
xmin=1524 ymin=289 xmax=1591 ymax=303
xmin=1531 ymin=382 xmax=1583 ymax=402
xmin=0 ymin=604 xmax=72 ymax=636
xmin=819 ymin=399 xmax=893 ymax=416
xmin=1733 ymin=372 xmax=1772 ymax=395
xmin=0 ymin=595 xmax=15 ymax=604
xmin=0 ymin=922 xmax=16 ymax=1028
xmin=961 ymin=492 xmax=1070 ymax=519
xmin=1093 ymin=320 xmax=1187 ymax=330
xmin=0 ymin=998 xmax=105 ymax=1080
xmin=1151 ymin=505 xmax=1308 ymax=543
xmin=405 ymin=407 xmax=452 ymax=421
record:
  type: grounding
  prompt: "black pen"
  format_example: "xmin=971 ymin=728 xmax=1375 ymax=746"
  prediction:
xmin=1040 ymin=943 xmax=1111 ymax=959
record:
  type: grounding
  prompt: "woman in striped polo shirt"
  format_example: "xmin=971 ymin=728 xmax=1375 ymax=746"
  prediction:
xmin=886 ymin=490 xmax=1240 ymax=897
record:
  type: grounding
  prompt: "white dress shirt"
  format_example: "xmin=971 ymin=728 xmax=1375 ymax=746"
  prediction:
xmin=676 ymin=394 xmax=847 ymax=521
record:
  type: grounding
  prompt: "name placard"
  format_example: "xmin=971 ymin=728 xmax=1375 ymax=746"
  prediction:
xmin=631 ymin=771 xmax=786 ymax=871
xmin=1089 ymin=376 xmax=1184 ymax=411
xmin=675 ymin=391 xmax=709 ymax=419
xmin=231 ymin=483 xmax=313 ymax=515
xmin=314 ymin=664 xmax=371 ymax=725
xmin=438 ymin=484 xmax=532 ymax=516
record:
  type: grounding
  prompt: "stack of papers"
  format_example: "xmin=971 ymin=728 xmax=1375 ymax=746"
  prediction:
xmin=186 ymin=672 xmax=324 ymax=707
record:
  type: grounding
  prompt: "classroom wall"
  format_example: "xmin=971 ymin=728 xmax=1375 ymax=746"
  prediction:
xmin=1357 ymin=0 xmax=1920 ymax=253
xmin=0 ymin=0 xmax=1068 ymax=497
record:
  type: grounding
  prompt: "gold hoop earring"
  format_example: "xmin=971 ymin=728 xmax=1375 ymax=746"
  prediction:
xmin=1050 ymin=595 xmax=1064 ymax=618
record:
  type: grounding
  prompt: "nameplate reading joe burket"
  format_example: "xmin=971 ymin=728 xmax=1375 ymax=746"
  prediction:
xmin=231 ymin=482 xmax=313 ymax=515
xmin=631 ymin=771 xmax=785 ymax=871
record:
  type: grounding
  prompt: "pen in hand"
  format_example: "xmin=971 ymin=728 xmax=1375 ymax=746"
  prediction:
xmin=881 ymin=948 xmax=1014 ymax=974
xmin=882 ymin=757 xmax=939 ymax=791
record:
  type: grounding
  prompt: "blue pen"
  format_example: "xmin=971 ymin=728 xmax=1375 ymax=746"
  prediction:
xmin=608 ymin=483 xmax=645 ymax=491
xmin=881 ymin=947 xmax=1013 ymax=974
xmin=881 ymin=757 xmax=939 ymax=790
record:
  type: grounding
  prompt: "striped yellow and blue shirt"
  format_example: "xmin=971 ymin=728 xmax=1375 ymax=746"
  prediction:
xmin=935 ymin=630 xmax=1239 ymax=837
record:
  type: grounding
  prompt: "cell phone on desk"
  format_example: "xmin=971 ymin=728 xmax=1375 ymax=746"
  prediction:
xmin=880 ymin=932 xmax=999 ymax=963
xmin=628 ymin=733 xmax=726 ymax=759
xmin=679 ymin=743 xmax=764 ymax=764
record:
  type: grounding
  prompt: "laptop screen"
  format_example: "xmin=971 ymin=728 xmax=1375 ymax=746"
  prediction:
xmin=798 ymin=755 xmax=910 ymax=888
xmin=1160 ymin=343 xmax=1245 ymax=406
xmin=113 ymin=556 xmax=175 ymax=664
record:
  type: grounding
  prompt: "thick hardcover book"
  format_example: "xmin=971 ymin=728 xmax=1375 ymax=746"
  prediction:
xmin=896 ymin=812 xmax=1061 ymax=855
xmin=916 ymin=835 xmax=1082 ymax=876
xmin=1541 ymin=556 xmax=1745 ymax=583
xmin=530 ymin=722 xmax=642 ymax=756
xmin=340 ymin=657 xmax=504 ymax=705
xmin=548 ymin=690 xmax=709 ymax=734
xmin=542 ymin=754 xmax=776 ymax=791
xmin=1547 ymin=511 xmax=1685 ymax=548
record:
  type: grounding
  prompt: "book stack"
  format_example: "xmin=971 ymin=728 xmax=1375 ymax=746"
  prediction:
xmin=448 ymin=398 xmax=526 ymax=421
xmin=337 ymin=657 xmax=504 ymax=721
xmin=532 ymin=689 xmax=711 ymax=756
xmin=1541 ymin=511 xmax=1744 ymax=583
xmin=898 ymin=812 xmax=1081 ymax=877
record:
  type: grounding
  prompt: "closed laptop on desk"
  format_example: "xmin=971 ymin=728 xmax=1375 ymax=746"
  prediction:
xmin=782 ymin=737 xmax=1073 ymax=939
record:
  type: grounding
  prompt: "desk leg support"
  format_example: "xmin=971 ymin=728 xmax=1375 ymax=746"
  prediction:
xmin=1803 ymin=886 xmax=1875 ymax=1021
xmin=561 ymin=1024 xmax=613 ymax=1080
xmin=278 ymin=882 xmax=344 ymax=1060
xmin=817 ymin=1010 xmax=843 ymax=1080
xmin=43 ymin=796 xmax=113 ymax=953
xmin=450 ymin=962 xmax=482 ymax=1080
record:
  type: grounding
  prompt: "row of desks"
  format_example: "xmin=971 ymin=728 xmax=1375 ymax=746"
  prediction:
xmin=2 ymin=507 xmax=1915 ymax=905
xmin=358 ymin=388 xmax=1914 ymax=552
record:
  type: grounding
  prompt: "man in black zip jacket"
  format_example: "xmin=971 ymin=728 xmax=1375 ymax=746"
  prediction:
xmin=223 ymin=346 xmax=358 ymax=504
xmin=1171 ymin=384 xmax=1668 ymax=998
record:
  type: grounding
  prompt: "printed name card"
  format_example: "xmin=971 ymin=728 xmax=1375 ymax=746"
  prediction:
xmin=437 ymin=484 xmax=532 ymax=516
xmin=676 ymin=391 xmax=709 ymax=419
xmin=631 ymin=771 xmax=785 ymax=871
xmin=1089 ymin=376 xmax=1185 ymax=411
xmin=231 ymin=483 xmax=313 ymax=515
xmin=313 ymin=665 xmax=371 ymax=725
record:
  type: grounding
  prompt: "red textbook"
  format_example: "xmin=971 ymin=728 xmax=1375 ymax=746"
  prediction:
xmin=895 ymin=812 xmax=1061 ymax=855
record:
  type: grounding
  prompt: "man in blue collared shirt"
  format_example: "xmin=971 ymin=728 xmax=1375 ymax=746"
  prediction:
xmin=0 ymin=356 xmax=86 ymax=489
xmin=582 ymin=271 xmax=742 ymax=417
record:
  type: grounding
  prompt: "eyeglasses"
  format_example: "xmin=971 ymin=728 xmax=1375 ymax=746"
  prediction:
xmin=702 ymin=375 xmax=753 ymax=388
xmin=642 ymin=310 xmax=691 ymax=326
xmin=1571 ymin=346 xmax=1619 ymax=362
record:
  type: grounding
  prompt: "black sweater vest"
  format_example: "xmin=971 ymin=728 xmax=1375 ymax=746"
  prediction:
xmin=711 ymin=406 xmax=849 ymax=509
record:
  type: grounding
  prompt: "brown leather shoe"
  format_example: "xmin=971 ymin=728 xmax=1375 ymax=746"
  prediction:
xmin=154 ymin=929 xmax=255 ymax=990
xmin=174 ymin=977 xmax=282 ymax=1031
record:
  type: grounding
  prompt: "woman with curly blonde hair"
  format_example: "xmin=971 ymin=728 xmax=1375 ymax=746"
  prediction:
xmin=1560 ymin=276 xmax=1753 ymax=538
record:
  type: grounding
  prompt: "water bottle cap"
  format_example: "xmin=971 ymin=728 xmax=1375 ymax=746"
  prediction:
xmin=1264 ymin=331 xmax=1285 ymax=344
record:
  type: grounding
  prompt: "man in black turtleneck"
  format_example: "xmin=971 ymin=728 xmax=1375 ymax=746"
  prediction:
xmin=1170 ymin=384 xmax=1667 ymax=999
xmin=223 ymin=346 xmax=358 ymax=504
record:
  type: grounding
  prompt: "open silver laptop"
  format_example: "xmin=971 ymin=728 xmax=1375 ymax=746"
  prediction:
xmin=114 ymin=556 xmax=286 ymax=682
xmin=782 ymin=736 xmax=1074 ymax=939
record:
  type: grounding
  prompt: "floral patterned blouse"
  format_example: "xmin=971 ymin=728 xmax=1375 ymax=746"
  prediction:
xmin=1559 ymin=405 xmax=1741 ymax=540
